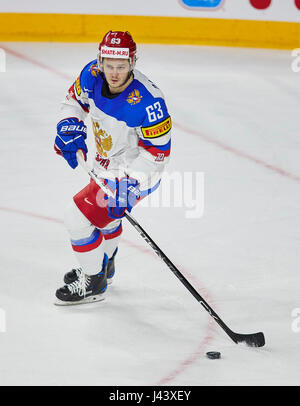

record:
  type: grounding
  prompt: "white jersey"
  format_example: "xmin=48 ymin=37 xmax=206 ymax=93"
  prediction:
xmin=59 ymin=60 xmax=172 ymax=190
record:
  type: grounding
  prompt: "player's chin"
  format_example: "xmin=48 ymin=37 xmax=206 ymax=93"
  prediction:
xmin=109 ymin=80 xmax=121 ymax=87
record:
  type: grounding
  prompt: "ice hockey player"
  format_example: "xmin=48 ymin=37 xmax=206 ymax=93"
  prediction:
xmin=54 ymin=31 xmax=172 ymax=305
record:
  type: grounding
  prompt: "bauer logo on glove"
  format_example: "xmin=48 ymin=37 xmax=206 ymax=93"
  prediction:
xmin=55 ymin=117 xmax=88 ymax=169
xmin=60 ymin=124 xmax=87 ymax=134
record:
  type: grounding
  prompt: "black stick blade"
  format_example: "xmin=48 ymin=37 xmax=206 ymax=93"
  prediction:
xmin=234 ymin=331 xmax=265 ymax=347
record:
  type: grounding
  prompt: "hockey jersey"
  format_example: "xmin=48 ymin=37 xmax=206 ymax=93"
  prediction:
xmin=59 ymin=60 xmax=172 ymax=190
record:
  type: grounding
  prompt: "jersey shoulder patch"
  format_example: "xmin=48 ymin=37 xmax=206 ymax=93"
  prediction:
xmin=141 ymin=116 xmax=172 ymax=139
xmin=75 ymin=60 xmax=101 ymax=97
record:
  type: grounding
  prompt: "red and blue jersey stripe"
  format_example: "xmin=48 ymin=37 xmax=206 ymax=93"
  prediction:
xmin=101 ymin=222 xmax=123 ymax=240
xmin=138 ymin=138 xmax=171 ymax=159
xmin=71 ymin=228 xmax=103 ymax=252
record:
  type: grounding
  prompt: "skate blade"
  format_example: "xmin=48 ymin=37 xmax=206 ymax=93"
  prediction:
xmin=54 ymin=293 xmax=105 ymax=306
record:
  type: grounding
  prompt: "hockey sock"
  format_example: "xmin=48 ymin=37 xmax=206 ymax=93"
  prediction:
xmin=101 ymin=220 xmax=122 ymax=259
xmin=64 ymin=201 xmax=105 ymax=275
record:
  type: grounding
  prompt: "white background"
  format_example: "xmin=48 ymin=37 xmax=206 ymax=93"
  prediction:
xmin=0 ymin=0 xmax=299 ymax=22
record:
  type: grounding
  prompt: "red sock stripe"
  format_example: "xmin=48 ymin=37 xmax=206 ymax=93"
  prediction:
xmin=72 ymin=232 xmax=103 ymax=252
xmin=103 ymin=224 xmax=123 ymax=240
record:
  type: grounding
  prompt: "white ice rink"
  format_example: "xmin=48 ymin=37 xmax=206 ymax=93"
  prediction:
xmin=0 ymin=41 xmax=299 ymax=386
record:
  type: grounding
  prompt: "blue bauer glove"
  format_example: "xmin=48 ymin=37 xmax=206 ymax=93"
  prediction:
xmin=55 ymin=117 xmax=88 ymax=169
xmin=106 ymin=177 xmax=141 ymax=219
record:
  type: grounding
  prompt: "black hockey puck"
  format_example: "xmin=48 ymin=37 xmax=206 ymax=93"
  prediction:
xmin=206 ymin=351 xmax=221 ymax=359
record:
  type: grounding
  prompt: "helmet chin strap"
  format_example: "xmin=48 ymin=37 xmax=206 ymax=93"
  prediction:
xmin=119 ymin=71 xmax=133 ymax=87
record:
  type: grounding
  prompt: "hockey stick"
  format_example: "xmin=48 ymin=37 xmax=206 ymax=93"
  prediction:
xmin=76 ymin=152 xmax=265 ymax=347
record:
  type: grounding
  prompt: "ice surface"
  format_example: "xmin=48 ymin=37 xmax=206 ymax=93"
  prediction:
xmin=0 ymin=42 xmax=299 ymax=386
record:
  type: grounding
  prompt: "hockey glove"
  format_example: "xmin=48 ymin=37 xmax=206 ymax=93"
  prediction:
xmin=55 ymin=117 xmax=88 ymax=169
xmin=106 ymin=177 xmax=140 ymax=219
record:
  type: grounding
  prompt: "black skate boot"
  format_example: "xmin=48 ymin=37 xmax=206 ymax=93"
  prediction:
xmin=64 ymin=250 xmax=117 ymax=285
xmin=55 ymin=263 xmax=108 ymax=306
xmin=63 ymin=268 xmax=83 ymax=285
xmin=63 ymin=253 xmax=109 ymax=285
xmin=107 ymin=248 xmax=118 ymax=285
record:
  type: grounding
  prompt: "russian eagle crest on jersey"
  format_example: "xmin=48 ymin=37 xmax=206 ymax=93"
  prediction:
xmin=60 ymin=59 xmax=172 ymax=188
xmin=126 ymin=89 xmax=143 ymax=105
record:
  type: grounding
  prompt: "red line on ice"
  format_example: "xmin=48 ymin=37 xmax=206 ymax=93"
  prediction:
xmin=0 ymin=45 xmax=71 ymax=80
xmin=155 ymin=275 xmax=217 ymax=386
xmin=0 ymin=206 xmax=64 ymax=224
xmin=173 ymin=122 xmax=300 ymax=183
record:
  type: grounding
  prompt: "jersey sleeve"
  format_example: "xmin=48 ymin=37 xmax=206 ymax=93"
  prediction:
xmin=58 ymin=60 xmax=99 ymax=122
xmin=137 ymin=97 xmax=172 ymax=164
xmin=126 ymin=96 xmax=172 ymax=188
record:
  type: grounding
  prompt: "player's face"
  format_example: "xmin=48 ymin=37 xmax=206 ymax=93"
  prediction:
xmin=103 ymin=58 xmax=132 ymax=92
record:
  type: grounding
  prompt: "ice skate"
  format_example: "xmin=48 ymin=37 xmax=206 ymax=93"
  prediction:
xmin=63 ymin=250 xmax=116 ymax=285
xmin=55 ymin=268 xmax=107 ymax=306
